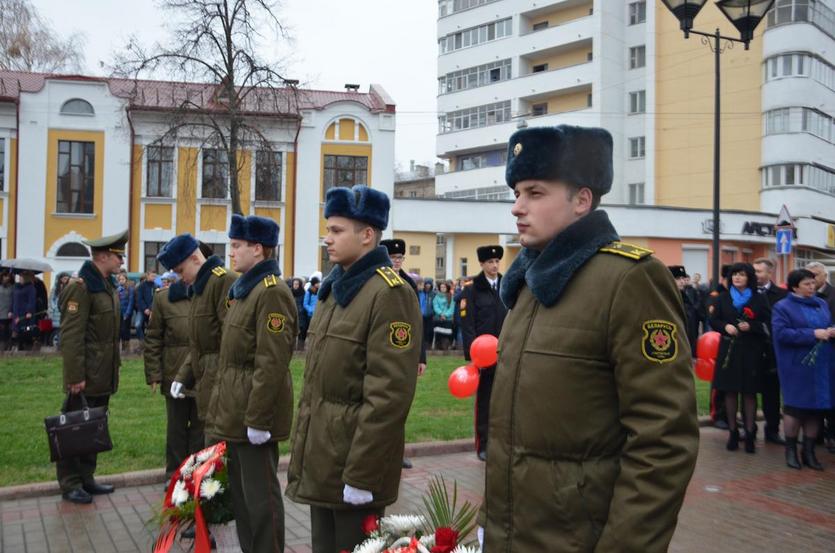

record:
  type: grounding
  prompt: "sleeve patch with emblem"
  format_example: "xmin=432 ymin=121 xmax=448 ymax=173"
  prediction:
xmin=389 ymin=322 xmax=412 ymax=348
xmin=267 ymin=313 xmax=286 ymax=334
xmin=67 ymin=301 xmax=79 ymax=313
xmin=641 ymin=320 xmax=678 ymax=363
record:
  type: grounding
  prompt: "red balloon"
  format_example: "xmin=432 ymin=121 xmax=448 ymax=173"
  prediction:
xmin=470 ymin=334 xmax=499 ymax=368
xmin=696 ymin=331 xmax=721 ymax=361
xmin=694 ymin=358 xmax=715 ymax=382
xmin=448 ymin=365 xmax=479 ymax=398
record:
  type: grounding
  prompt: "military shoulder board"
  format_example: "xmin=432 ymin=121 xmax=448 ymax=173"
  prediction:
xmin=376 ymin=267 xmax=404 ymax=288
xmin=263 ymin=274 xmax=278 ymax=288
xmin=212 ymin=266 xmax=227 ymax=277
xmin=599 ymin=241 xmax=653 ymax=261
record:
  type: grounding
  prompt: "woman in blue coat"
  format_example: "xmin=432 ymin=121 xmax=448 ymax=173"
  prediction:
xmin=772 ymin=268 xmax=835 ymax=471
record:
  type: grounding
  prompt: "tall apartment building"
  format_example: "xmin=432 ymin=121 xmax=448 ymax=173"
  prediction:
xmin=435 ymin=0 xmax=835 ymax=229
xmin=420 ymin=0 xmax=835 ymax=280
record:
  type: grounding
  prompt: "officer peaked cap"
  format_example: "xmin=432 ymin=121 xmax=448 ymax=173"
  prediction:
xmin=324 ymin=185 xmax=390 ymax=230
xmin=477 ymin=245 xmax=504 ymax=263
xmin=157 ymin=233 xmax=199 ymax=270
xmin=380 ymin=239 xmax=406 ymax=256
xmin=229 ymin=214 xmax=279 ymax=247
xmin=505 ymin=125 xmax=613 ymax=195
xmin=668 ymin=265 xmax=688 ymax=279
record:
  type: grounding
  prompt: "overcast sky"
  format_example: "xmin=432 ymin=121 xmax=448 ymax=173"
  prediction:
xmin=31 ymin=0 xmax=439 ymax=169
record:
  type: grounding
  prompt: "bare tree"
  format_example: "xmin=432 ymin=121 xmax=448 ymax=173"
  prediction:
xmin=113 ymin=0 xmax=299 ymax=214
xmin=0 ymin=0 xmax=85 ymax=73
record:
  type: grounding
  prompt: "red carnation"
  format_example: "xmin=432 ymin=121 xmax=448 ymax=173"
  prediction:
xmin=361 ymin=514 xmax=379 ymax=536
xmin=743 ymin=307 xmax=755 ymax=319
xmin=431 ymin=527 xmax=459 ymax=553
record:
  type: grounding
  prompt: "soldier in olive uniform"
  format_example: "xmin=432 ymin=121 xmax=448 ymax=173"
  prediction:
xmin=144 ymin=272 xmax=202 ymax=480
xmin=479 ymin=126 xmax=699 ymax=551
xmin=286 ymin=186 xmax=421 ymax=553
xmin=380 ymin=238 xmax=427 ymax=470
xmin=57 ymin=229 xmax=128 ymax=504
xmin=460 ymin=244 xmax=506 ymax=461
xmin=156 ymin=234 xmax=237 ymax=431
xmin=203 ymin=214 xmax=295 ymax=553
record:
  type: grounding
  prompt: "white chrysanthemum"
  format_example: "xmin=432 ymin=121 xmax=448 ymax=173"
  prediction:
xmin=351 ymin=537 xmax=386 ymax=553
xmin=171 ymin=480 xmax=190 ymax=506
xmin=388 ymin=537 xmax=431 ymax=553
xmin=419 ymin=534 xmax=435 ymax=548
xmin=180 ymin=455 xmax=196 ymax=478
xmin=380 ymin=514 xmax=426 ymax=535
xmin=200 ymin=478 xmax=223 ymax=500
xmin=195 ymin=449 xmax=214 ymax=463
xmin=451 ymin=545 xmax=480 ymax=553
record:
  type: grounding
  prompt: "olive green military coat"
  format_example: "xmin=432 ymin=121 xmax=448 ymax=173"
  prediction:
xmin=482 ymin=244 xmax=699 ymax=552
xmin=286 ymin=249 xmax=421 ymax=510
xmin=205 ymin=260 xmax=296 ymax=443
xmin=174 ymin=256 xmax=237 ymax=419
xmin=144 ymin=282 xmax=191 ymax=397
xmin=59 ymin=261 xmax=121 ymax=397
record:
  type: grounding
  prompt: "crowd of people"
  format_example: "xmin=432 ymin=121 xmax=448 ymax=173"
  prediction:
xmin=671 ymin=258 xmax=835 ymax=469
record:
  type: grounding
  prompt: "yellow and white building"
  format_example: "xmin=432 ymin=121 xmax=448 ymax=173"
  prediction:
xmin=396 ymin=0 xmax=835 ymax=281
xmin=0 ymin=71 xmax=396 ymax=282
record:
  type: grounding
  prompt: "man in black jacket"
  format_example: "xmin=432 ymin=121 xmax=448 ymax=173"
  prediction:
xmin=460 ymin=245 xmax=506 ymax=461
xmin=754 ymin=257 xmax=788 ymax=444
xmin=380 ymin=238 xmax=427 ymax=469
xmin=806 ymin=261 xmax=835 ymax=451
xmin=669 ymin=266 xmax=699 ymax=356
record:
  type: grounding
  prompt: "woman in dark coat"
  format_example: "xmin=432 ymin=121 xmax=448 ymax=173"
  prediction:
xmin=772 ymin=269 xmax=835 ymax=470
xmin=710 ymin=262 xmax=770 ymax=453
xmin=290 ymin=277 xmax=306 ymax=349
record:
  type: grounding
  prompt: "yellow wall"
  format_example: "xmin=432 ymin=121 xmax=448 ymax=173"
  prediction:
xmin=6 ymin=139 xmax=16 ymax=257
xmin=325 ymin=123 xmax=336 ymax=140
xmin=655 ymin=1 xmax=764 ymax=209
xmin=200 ymin=205 xmax=227 ymax=232
xmin=358 ymin=125 xmax=369 ymax=142
xmin=129 ymin=145 xmax=142 ymax=269
xmin=545 ymin=88 xmax=591 ymax=114
xmin=254 ymin=207 xmax=281 ymax=221
xmin=237 ymin=150 xmax=251 ymax=214
xmin=452 ymin=233 xmax=500 ymax=278
xmin=534 ymin=2 xmax=592 ymax=28
xmin=144 ymin=204 xmax=172 ymax=229
xmin=501 ymin=245 xmax=520 ymax=273
xmin=0 ymin=198 xmax=4 ymax=227
xmin=177 ymin=147 xmax=198 ymax=234
xmin=338 ymin=119 xmax=356 ymax=141
xmin=393 ymin=231 xmax=437 ymax=277
xmin=532 ymin=44 xmax=592 ymax=72
xmin=44 ymin=130 xmax=104 ymax=255
xmin=284 ymin=152 xmax=296 ymax=276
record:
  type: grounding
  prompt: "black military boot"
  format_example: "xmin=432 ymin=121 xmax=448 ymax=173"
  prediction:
xmin=801 ymin=438 xmax=824 ymax=471
xmin=726 ymin=429 xmax=739 ymax=451
xmin=784 ymin=438 xmax=801 ymax=470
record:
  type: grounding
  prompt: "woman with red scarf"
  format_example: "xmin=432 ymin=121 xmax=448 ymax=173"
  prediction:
xmin=710 ymin=262 xmax=770 ymax=453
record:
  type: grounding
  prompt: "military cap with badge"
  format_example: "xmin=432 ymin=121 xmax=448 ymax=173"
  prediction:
xmin=82 ymin=229 xmax=130 ymax=256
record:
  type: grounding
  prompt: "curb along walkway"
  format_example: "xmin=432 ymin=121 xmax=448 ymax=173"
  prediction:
xmin=2 ymin=428 xmax=834 ymax=552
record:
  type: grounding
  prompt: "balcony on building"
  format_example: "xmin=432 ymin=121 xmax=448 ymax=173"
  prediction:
xmin=517 ymin=0 xmax=594 ymax=54
xmin=518 ymin=83 xmax=594 ymax=125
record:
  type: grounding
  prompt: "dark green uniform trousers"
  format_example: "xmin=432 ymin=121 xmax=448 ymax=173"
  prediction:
xmin=227 ymin=441 xmax=284 ymax=553
xmin=164 ymin=396 xmax=203 ymax=479
xmin=56 ymin=394 xmax=110 ymax=492
xmin=310 ymin=505 xmax=384 ymax=553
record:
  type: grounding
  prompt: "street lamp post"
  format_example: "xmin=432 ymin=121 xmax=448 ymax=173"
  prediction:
xmin=661 ymin=0 xmax=774 ymax=288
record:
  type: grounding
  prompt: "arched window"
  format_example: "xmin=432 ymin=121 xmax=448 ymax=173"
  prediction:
xmin=60 ymin=98 xmax=95 ymax=116
xmin=56 ymin=242 xmax=90 ymax=257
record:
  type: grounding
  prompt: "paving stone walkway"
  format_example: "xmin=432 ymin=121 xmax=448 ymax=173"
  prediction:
xmin=2 ymin=427 xmax=834 ymax=552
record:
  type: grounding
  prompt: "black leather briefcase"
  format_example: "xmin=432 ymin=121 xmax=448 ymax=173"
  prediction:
xmin=44 ymin=393 xmax=113 ymax=462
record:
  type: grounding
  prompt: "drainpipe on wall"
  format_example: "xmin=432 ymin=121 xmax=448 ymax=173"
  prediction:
xmin=126 ymin=108 xmax=136 ymax=272
xmin=11 ymin=98 xmax=20 ymax=258
xmin=289 ymin=116 xmax=301 ymax=277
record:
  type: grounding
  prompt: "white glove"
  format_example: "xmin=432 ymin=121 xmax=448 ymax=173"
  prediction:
xmin=343 ymin=484 xmax=373 ymax=505
xmin=247 ymin=427 xmax=271 ymax=445
xmin=477 ymin=526 xmax=484 ymax=548
xmin=170 ymin=381 xmax=185 ymax=399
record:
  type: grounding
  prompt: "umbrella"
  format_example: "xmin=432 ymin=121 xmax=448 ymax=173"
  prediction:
xmin=0 ymin=258 xmax=54 ymax=274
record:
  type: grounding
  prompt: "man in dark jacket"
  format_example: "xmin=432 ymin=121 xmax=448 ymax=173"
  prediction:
xmin=134 ymin=271 xmax=158 ymax=350
xmin=57 ymin=229 xmax=128 ymax=504
xmin=706 ymin=264 xmax=732 ymax=429
xmin=669 ymin=265 xmax=699 ymax=356
xmin=754 ymin=257 xmax=788 ymax=444
xmin=806 ymin=261 xmax=835 ymax=451
xmin=479 ymin=126 xmax=698 ymax=552
xmin=460 ymin=244 xmax=506 ymax=461
xmin=381 ymin=238 xmax=427 ymax=469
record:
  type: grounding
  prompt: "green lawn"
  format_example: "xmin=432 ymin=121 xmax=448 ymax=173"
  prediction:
xmin=0 ymin=355 xmax=711 ymax=487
